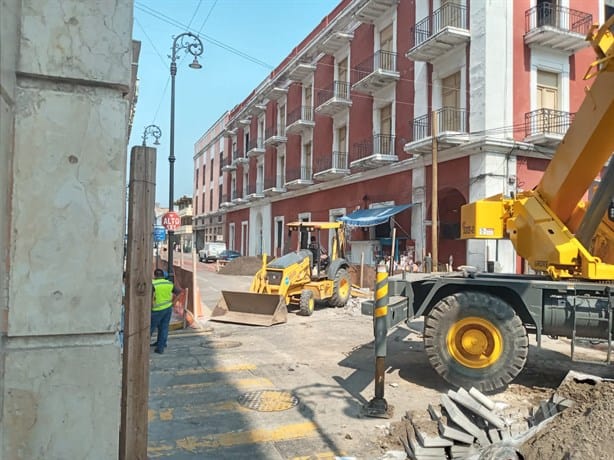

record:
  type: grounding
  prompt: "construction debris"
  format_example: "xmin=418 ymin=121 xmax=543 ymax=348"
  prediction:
xmin=388 ymin=375 xmax=604 ymax=460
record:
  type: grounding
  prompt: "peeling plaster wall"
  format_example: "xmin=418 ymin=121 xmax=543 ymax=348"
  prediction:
xmin=1 ymin=1 xmax=134 ymax=458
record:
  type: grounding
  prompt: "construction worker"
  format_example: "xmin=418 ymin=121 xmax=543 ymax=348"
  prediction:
xmin=151 ymin=268 xmax=181 ymax=354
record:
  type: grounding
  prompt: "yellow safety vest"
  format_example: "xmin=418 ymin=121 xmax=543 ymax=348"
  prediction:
xmin=152 ymin=278 xmax=174 ymax=311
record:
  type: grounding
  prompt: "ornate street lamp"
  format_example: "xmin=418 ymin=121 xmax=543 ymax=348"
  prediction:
xmin=167 ymin=32 xmax=204 ymax=281
xmin=142 ymin=124 xmax=162 ymax=146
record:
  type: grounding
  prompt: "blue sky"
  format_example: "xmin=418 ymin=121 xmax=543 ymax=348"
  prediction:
xmin=129 ymin=0 xmax=340 ymax=207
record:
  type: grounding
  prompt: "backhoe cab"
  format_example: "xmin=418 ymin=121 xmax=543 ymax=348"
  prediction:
xmin=211 ymin=221 xmax=352 ymax=325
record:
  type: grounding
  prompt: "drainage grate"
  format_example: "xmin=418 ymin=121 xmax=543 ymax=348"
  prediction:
xmin=200 ymin=340 xmax=242 ymax=349
xmin=237 ymin=390 xmax=299 ymax=412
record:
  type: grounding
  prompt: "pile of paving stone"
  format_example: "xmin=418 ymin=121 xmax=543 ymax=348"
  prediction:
xmin=399 ymin=387 xmax=574 ymax=460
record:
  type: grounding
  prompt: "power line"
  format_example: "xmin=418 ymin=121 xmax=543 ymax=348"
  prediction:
xmin=187 ymin=0 xmax=203 ymax=30
xmin=197 ymin=0 xmax=219 ymax=34
xmin=134 ymin=2 xmax=274 ymax=69
xmin=134 ymin=16 xmax=168 ymax=69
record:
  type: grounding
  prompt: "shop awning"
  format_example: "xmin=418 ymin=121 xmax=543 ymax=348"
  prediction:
xmin=339 ymin=204 xmax=412 ymax=227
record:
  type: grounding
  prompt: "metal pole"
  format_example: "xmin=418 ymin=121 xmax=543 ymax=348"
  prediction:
xmin=166 ymin=32 xmax=203 ymax=282
xmin=431 ymin=110 xmax=439 ymax=272
xmin=167 ymin=59 xmax=176 ymax=281
xmin=363 ymin=262 xmax=391 ymax=418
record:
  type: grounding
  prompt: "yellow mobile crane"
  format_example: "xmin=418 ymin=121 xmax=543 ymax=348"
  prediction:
xmin=363 ymin=18 xmax=614 ymax=394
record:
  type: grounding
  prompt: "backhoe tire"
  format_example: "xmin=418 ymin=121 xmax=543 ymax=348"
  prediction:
xmin=298 ymin=289 xmax=315 ymax=316
xmin=423 ymin=291 xmax=528 ymax=393
xmin=329 ymin=268 xmax=351 ymax=307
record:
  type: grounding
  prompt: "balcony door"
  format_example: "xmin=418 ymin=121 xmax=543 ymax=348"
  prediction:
xmin=379 ymin=24 xmax=394 ymax=71
xmin=537 ymin=70 xmax=559 ymax=132
xmin=302 ymin=141 xmax=312 ymax=178
xmin=379 ymin=104 xmax=393 ymax=154
xmin=442 ymin=71 xmax=461 ymax=131
xmin=336 ymin=126 xmax=347 ymax=169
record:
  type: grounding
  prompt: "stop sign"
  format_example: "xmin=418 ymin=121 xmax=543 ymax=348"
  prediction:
xmin=162 ymin=211 xmax=181 ymax=231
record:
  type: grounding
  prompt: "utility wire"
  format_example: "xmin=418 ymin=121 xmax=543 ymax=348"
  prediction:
xmin=187 ymin=0 xmax=203 ymax=30
xmin=134 ymin=16 xmax=168 ymax=69
xmin=197 ymin=0 xmax=219 ymax=34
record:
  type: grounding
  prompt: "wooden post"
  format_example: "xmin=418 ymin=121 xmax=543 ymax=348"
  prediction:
xmin=360 ymin=251 xmax=365 ymax=288
xmin=120 ymin=146 xmax=156 ymax=460
xmin=431 ymin=110 xmax=439 ymax=272
xmin=389 ymin=227 xmax=397 ymax=276
xmin=191 ymin=246 xmax=197 ymax=318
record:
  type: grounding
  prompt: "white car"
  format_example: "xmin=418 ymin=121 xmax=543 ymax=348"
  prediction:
xmin=198 ymin=242 xmax=227 ymax=263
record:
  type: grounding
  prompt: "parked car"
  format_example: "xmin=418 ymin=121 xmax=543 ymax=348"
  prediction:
xmin=217 ymin=249 xmax=241 ymax=262
xmin=198 ymin=242 xmax=227 ymax=263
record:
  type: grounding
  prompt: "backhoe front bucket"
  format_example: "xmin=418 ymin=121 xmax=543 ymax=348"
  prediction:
xmin=210 ymin=291 xmax=288 ymax=326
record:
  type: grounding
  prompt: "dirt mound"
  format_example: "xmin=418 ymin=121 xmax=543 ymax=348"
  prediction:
xmin=218 ymin=256 xmax=267 ymax=276
xmin=520 ymin=378 xmax=614 ymax=460
xmin=348 ymin=264 xmax=376 ymax=289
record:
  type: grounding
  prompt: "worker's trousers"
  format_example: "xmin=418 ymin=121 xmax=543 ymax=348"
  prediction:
xmin=150 ymin=307 xmax=172 ymax=351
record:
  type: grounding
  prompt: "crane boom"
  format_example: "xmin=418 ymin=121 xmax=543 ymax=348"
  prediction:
xmin=460 ymin=18 xmax=614 ymax=281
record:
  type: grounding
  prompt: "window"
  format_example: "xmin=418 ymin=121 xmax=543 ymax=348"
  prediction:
xmin=194 ymin=196 xmax=198 ymax=215
xmin=302 ymin=141 xmax=312 ymax=178
xmin=380 ymin=23 xmax=393 ymax=52
xmin=244 ymin=132 xmax=249 ymax=156
xmin=195 ymin=168 xmax=199 ymax=187
xmin=202 ymin=165 xmax=206 ymax=185
xmin=201 ymin=192 xmax=205 ymax=213
xmin=218 ymin=184 xmax=222 ymax=208
xmin=304 ymin=83 xmax=312 ymax=108
xmin=442 ymin=71 xmax=461 ymax=131
xmin=278 ymin=104 xmax=286 ymax=133
xmin=338 ymin=57 xmax=348 ymax=83
xmin=210 ymin=157 xmax=214 ymax=181
xmin=209 ymin=192 xmax=213 ymax=211
xmin=219 ymin=152 xmax=223 ymax=176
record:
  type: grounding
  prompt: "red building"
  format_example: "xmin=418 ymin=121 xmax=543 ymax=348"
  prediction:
xmin=194 ymin=0 xmax=607 ymax=271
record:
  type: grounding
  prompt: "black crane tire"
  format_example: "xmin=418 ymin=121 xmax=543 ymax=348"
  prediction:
xmin=329 ymin=268 xmax=351 ymax=307
xmin=298 ymin=289 xmax=315 ymax=316
xmin=423 ymin=291 xmax=528 ymax=394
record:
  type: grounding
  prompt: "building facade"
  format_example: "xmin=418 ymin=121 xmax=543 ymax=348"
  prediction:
xmin=193 ymin=112 xmax=229 ymax=250
xmin=175 ymin=195 xmax=193 ymax=251
xmin=197 ymin=0 xmax=607 ymax=271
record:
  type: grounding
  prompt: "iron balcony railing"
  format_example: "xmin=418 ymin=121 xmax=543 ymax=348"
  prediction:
xmin=248 ymin=138 xmax=264 ymax=151
xmin=264 ymin=175 xmax=284 ymax=190
xmin=524 ymin=108 xmax=575 ymax=137
xmin=286 ymin=165 xmax=312 ymax=182
xmin=525 ymin=2 xmax=592 ymax=35
xmin=317 ymin=80 xmax=351 ymax=106
xmin=352 ymin=134 xmax=396 ymax=159
xmin=353 ymin=50 xmax=397 ymax=83
xmin=315 ymin=151 xmax=348 ymax=172
xmin=286 ymin=106 xmax=314 ymax=125
xmin=411 ymin=2 xmax=468 ymax=48
xmin=232 ymin=149 xmax=240 ymax=161
xmin=265 ymin=125 xmax=285 ymax=139
xmin=410 ymin=107 xmax=468 ymax=141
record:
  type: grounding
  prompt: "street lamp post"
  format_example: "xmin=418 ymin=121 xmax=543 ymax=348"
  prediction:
xmin=167 ymin=32 xmax=204 ymax=281
xmin=142 ymin=124 xmax=162 ymax=146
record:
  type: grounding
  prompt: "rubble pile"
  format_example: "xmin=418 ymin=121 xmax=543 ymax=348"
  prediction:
xmin=394 ymin=385 xmax=575 ymax=460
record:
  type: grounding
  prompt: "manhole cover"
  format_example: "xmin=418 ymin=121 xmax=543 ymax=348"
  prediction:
xmin=237 ymin=390 xmax=299 ymax=412
xmin=200 ymin=340 xmax=242 ymax=349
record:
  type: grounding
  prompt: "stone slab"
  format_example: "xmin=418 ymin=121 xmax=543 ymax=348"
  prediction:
xmin=449 ymin=388 xmax=505 ymax=429
xmin=469 ymin=386 xmax=496 ymax=410
xmin=440 ymin=394 xmax=489 ymax=445
xmin=409 ymin=411 xmax=453 ymax=447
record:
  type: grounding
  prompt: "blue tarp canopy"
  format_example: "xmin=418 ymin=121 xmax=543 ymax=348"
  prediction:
xmin=339 ymin=204 xmax=412 ymax=227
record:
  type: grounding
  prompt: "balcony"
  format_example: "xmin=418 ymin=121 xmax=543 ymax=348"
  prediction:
xmin=319 ymin=31 xmax=353 ymax=56
xmin=285 ymin=166 xmax=314 ymax=190
xmin=221 ymin=156 xmax=236 ymax=172
xmin=404 ymin=107 xmax=470 ymax=154
xmin=220 ymin=194 xmax=235 ymax=208
xmin=316 ymin=81 xmax=352 ymax=117
xmin=246 ymin=182 xmax=265 ymax=201
xmin=266 ymin=86 xmax=288 ymax=101
xmin=313 ymin=151 xmax=350 ymax=181
xmin=222 ymin=127 xmax=237 ymax=138
xmin=352 ymin=50 xmax=400 ymax=95
xmin=247 ymin=138 xmax=266 ymax=157
xmin=231 ymin=148 xmax=249 ymax=166
xmin=355 ymin=0 xmax=398 ymax=24
xmin=288 ymin=63 xmax=316 ymax=82
xmin=231 ymin=190 xmax=247 ymax=205
xmin=524 ymin=3 xmax=592 ymax=53
xmin=524 ymin=108 xmax=574 ymax=147
xmin=350 ymin=134 xmax=398 ymax=169
xmin=285 ymin=106 xmax=315 ymax=134
xmin=264 ymin=126 xmax=287 ymax=147
xmin=406 ymin=2 xmax=471 ymax=63
xmin=264 ymin=176 xmax=285 ymax=196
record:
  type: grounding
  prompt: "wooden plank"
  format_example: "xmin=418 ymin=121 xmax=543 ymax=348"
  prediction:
xmin=119 ymin=146 xmax=156 ymax=460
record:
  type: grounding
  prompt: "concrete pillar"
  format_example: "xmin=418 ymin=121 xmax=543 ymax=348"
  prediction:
xmin=0 ymin=1 xmax=134 ymax=458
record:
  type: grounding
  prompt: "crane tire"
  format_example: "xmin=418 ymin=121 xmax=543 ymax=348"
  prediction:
xmin=329 ymin=268 xmax=351 ymax=307
xmin=424 ymin=291 xmax=528 ymax=393
xmin=298 ymin=289 xmax=315 ymax=316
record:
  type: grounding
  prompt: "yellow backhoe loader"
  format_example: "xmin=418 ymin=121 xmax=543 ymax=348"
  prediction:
xmin=211 ymin=221 xmax=352 ymax=326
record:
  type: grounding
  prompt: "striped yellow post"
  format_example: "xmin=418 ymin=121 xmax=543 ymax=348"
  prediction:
xmin=364 ymin=262 xmax=391 ymax=418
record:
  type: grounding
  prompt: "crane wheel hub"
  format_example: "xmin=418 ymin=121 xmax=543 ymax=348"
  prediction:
xmin=447 ymin=317 xmax=503 ymax=369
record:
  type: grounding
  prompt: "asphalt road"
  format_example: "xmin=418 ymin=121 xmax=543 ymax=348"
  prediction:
xmin=147 ymin=257 xmax=614 ymax=459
